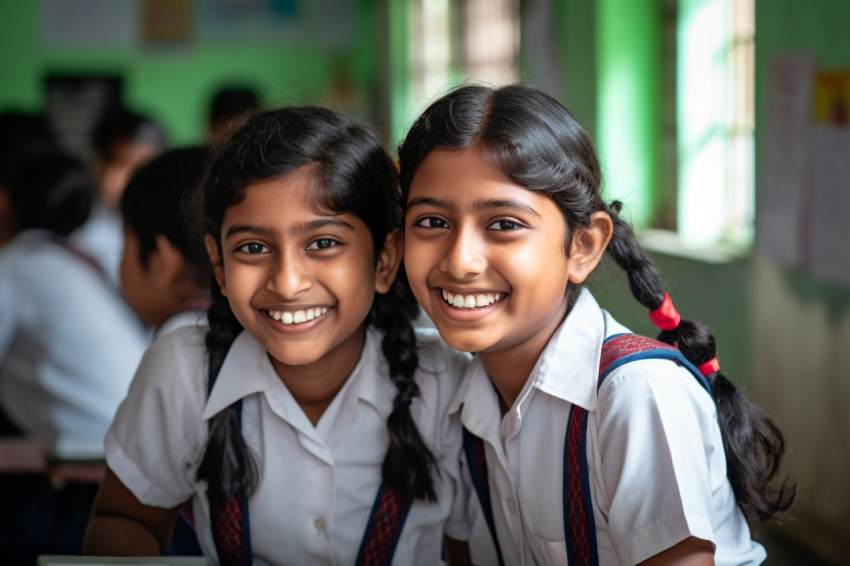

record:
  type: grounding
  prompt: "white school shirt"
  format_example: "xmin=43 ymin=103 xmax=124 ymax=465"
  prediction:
xmin=450 ymin=288 xmax=766 ymax=566
xmin=69 ymin=200 xmax=124 ymax=287
xmin=0 ymin=230 xmax=149 ymax=437
xmin=105 ymin=324 xmax=470 ymax=566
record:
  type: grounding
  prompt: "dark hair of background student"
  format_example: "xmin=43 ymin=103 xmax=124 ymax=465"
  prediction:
xmin=120 ymin=145 xmax=212 ymax=289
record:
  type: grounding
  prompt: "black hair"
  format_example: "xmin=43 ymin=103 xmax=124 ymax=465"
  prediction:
xmin=0 ymin=110 xmax=59 ymax=185
xmin=120 ymin=145 xmax=212 ymax=288
xmin=397 ymin=83 xmax=795 ymax=522
xmin=4 ymin=150 xmax=94 ymax=236
xmin=208 ymin=86 xmax=259 ymax=127
xmin=90 ymin=108 xmax=167 ymax=162
xmin=196 ymin=106 xmax=437 ymax=509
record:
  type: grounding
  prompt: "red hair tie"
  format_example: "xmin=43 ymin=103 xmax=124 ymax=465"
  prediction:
xmin=648 ymin=293 xmax=681 ymax=331
xmin=697 ymin=357 xmax=720 ymax=376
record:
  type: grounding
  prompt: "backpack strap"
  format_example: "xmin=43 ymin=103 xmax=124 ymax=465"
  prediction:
xmin=206 ymin=357 xmax=413 ymax=566
xmin=465 ymin=333 xmax=710 ymax=566
xmin=462 ymin=427 xmax=506 ymax=566
xmin=354 ymin=484 xmax=413 ymax=566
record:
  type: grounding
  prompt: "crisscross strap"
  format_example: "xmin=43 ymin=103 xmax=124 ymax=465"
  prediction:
xmin=464 ymin=333 xmax=710 ymax=565
xmin=354 ymin=484 xmax=413 ymax=566
xmin=206 ymin=358 xmax=412 ymax=565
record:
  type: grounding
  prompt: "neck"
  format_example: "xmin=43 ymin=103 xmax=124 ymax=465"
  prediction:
xmin=478 ymin=346 xmax=540 ymax=414
xmin=478 ymin=299 xmax=570 ymax=413
xmin=271 ymin=325 xmax=367 ymax=426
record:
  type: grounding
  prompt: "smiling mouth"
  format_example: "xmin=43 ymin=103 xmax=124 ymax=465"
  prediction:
xmin=265 ymin=307 xmax=329 ymax=325
xmin=441 ymin=289 xmax=505 ymax=309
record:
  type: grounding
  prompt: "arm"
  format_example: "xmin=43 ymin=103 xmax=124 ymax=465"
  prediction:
xmin=84 ymin=467 xmax=181 ymax=556
xmin=637 ymin=536 xmax=714 ymax=566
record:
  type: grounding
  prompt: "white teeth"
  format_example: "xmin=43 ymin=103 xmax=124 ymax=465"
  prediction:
xmin=441 ymin=289 xmax=500 ymax=309
xmin=270 ymin=307 xmax=328 ymax=325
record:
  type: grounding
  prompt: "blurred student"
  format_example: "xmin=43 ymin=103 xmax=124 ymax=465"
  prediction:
xmin=0 ymin=109 xmax=60 ymax=246
xmin=0 ymin=150 xmax=149 ymax=562
xmin=71 ymin=108 xmax=167 ymax=286
xmin=119 ymin=145 xmax=212 ymax=338
xmin=207 ymin=85 xmax=259 ymax=142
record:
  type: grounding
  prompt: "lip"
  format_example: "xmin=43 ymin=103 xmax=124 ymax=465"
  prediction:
xmin=431 ymin=287 xmax=506 ymax=322
xmin=260 ymin=306 xmax=332 ymax=333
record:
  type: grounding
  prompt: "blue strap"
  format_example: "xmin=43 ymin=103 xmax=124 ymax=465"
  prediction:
xmin=462 ymin=427 xmax=505 ymax=566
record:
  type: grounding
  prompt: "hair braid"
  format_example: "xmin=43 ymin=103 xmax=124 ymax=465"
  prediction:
xmin=604 ymin=202 xmax=796 ymax=521
xmin=369 ymin=266 xmax=438 ymax=504
xmin=195 ymin=283 xmax=260 ymax=508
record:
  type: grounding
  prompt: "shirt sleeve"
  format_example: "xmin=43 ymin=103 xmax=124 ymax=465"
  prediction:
xmin=595 ymin=358 xmax=721 ymax=565
xmin=104 ymin=327 xmax=208 ymax=508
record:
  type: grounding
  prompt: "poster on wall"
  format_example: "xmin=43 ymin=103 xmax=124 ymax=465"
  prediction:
xmin=41 ymin=0 xmax=135 ymax=46
xmin=760 ymin=53 xmax=850 ymax=286
xmin=759 ymin=53 xmax=815 ymax=268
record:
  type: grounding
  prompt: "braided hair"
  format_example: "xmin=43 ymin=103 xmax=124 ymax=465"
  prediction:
xmin=196 ymin=106 xmax=437 ymax=509
xmin=397 ymin=83 xmax=795 ymax=521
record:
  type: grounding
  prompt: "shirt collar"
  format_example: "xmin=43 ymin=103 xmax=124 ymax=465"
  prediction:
xmin=201 ymin=327 xmax=397 ymax=423
xmin=450 ymin=287 xmax=606 ymax=432
xmin=526 ymin=287 xmax=605 ymax=413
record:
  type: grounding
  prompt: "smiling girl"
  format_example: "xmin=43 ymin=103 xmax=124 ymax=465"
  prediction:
xmin=399 ymin=84 xmax=794 ymax=566
xmin=84 ymin=107 xmax=469 ymax=565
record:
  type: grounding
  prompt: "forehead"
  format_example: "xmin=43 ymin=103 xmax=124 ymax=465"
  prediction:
xmin=222 ymin=168 xmax=371 ymax=237
xmin=408 ymin=148 xmax=561 ymax=216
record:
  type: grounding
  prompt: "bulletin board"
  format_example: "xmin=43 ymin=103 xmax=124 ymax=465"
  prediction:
xmin=759 ymin=53 xmax=850 ymax=285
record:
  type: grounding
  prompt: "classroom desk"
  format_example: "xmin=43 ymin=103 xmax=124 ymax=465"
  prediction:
xmin=39 ymin=556 xmax=210 ymax=566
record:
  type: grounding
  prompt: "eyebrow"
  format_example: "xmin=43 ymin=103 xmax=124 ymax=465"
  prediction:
xmin=224 ymin=217 xmax=355 ymax=239
xmin=406 ymin=196 xmax=541 ymax=218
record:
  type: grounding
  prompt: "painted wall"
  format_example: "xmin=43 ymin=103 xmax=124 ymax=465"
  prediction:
xmin=749 ymin=1 xmax=850 ymax=561
xmin=0 ymin=1 xmax=383 ymax=146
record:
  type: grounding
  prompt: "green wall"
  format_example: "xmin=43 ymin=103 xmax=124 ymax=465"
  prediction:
xmin=0 ymin=1 xmax=382 ymax=145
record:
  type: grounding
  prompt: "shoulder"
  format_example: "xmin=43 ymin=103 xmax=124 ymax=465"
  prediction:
xmin=131 ymin=325 xmax=208 ymax=397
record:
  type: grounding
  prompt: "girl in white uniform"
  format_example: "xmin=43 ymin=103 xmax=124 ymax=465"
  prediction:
xmin=85 ymin=107 xmax=470 ymax=565
xmin=398 ymin=84 xmax=795 ymax=566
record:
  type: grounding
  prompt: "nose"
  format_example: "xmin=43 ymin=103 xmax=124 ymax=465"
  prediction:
xmin=269 ymin=248 xmax=312 ymax=298
xmin=439 ymin=225 xmax=486 ymax=279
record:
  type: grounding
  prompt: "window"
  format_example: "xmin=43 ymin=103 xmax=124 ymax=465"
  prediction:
xmin=676 ymin=0 xmax=755 ymax=249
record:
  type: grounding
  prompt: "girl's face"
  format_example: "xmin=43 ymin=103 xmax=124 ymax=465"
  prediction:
xmin=208 ymin=167 xmax=400 ymax=377
xmin=404 ymin=148 xmax=606 ymax=363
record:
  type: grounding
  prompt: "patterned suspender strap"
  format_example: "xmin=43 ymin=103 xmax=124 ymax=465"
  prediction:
xmin=461 ymin=427 xmax=506 ymax=566
xmin=354 ymin=483 xmax=413 ymax=566
xmin=562 ymin=333 xmax=713 ymax=566
xmin=207 ymin=356 xmax=253 ymax=566
xmin=563 ymin=402 xmax=598 ymax=566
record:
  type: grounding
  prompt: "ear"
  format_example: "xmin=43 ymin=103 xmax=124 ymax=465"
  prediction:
xmin=205 ymin=233 xmax=227 ymax=296
xmin=567 ymin=211 xmax=613 ymax=284
xmin=374 ymin=228 xmax=403 ymax=294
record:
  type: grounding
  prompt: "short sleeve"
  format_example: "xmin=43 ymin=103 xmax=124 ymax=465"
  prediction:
xmin=595 ymin=358 xmax=720 ymax=565
xmin=104 ymin=326 xmax=208 ymax=508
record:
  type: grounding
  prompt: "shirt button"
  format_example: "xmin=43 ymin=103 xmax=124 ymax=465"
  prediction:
xmin=506 ymin=498 xmax=517 ymax=514
xmin=314 ymin=517 xmax=326 ymax=532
